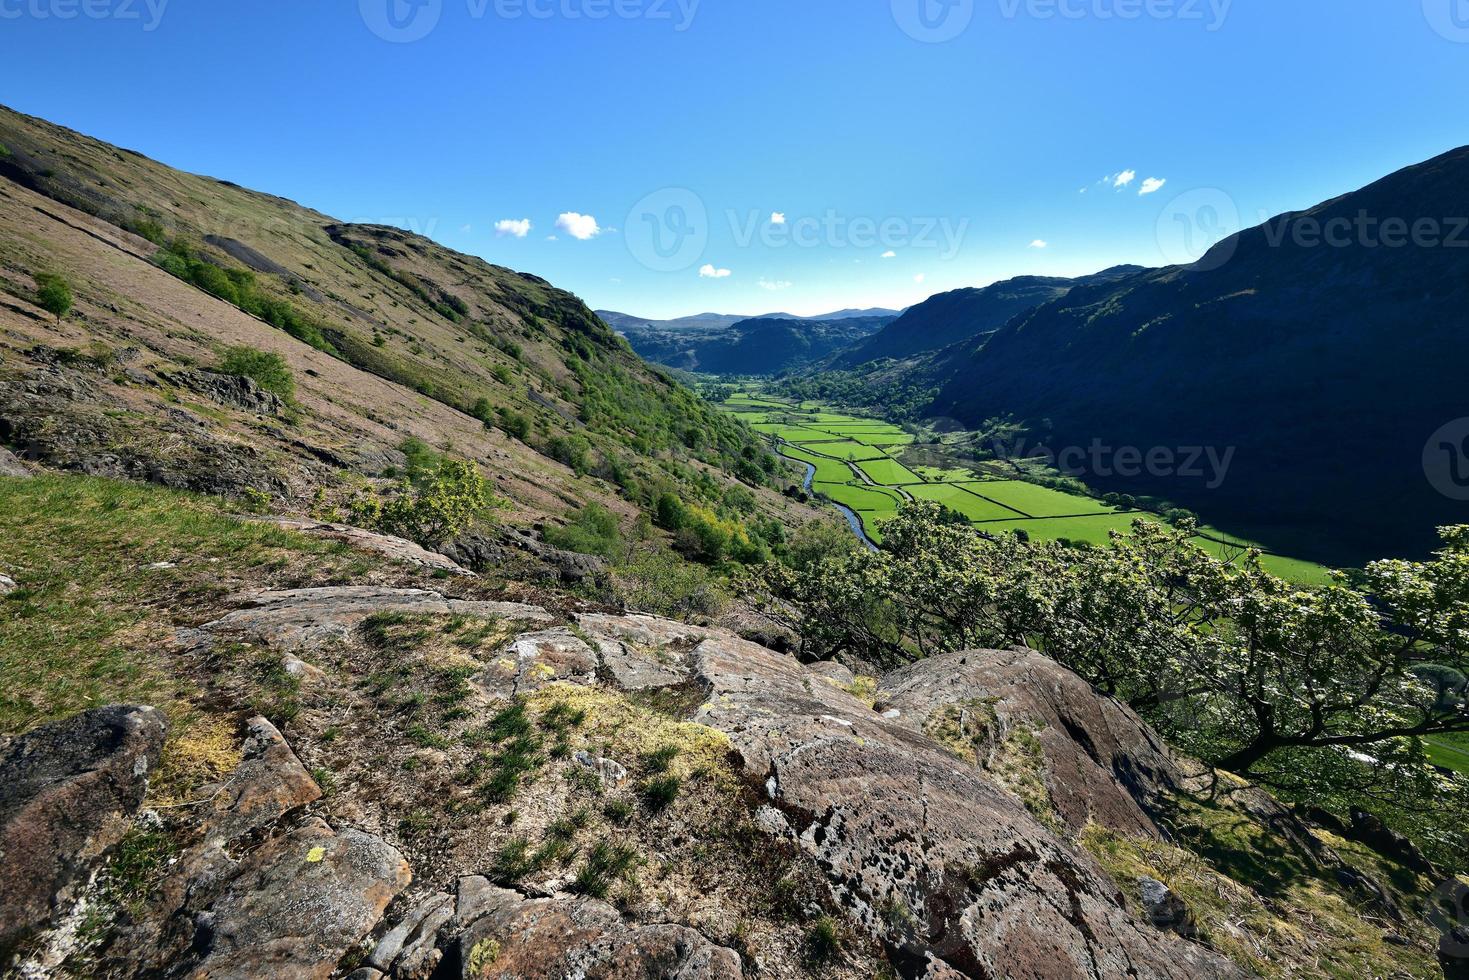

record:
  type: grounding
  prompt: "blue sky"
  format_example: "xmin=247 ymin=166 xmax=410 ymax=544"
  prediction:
xmin=2 ymin=0 xmax=1466 ymax=318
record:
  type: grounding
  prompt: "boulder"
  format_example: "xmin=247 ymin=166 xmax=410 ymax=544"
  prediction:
xmin=201 ymin=716 xmax=321 ymax=845
xmin=364 ymin=891 xmax=455 ymax=977
xmin=1138 ymin=877 xmax=1195 ymax=936
xmin=0 ymin=705 xmax=167 ymax=955
xmin=1349 ymin=809 xmax=1441 ymax=877
xmin=686 ymin=637 xmax=1243 ymax=979
xmin=190 ymin=587 xmax=551 ymax=655
xmin=878 ymin=648 xmax=1182 ymax=839
xmin=187 ymin=818 xmax=411 ymax=980
xmin=0 ymin=573 xmax=16 ymax=595
xmin=446 ymin=880 xmax=742 ymax=979
xmin=0 ymin=445 xmax=30 ymax=478
xmin=252 ymin=518 xmax=472 ymax=576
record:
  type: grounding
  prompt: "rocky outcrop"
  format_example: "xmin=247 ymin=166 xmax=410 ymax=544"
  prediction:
xmin=182 ymin=587 xmax=551 ymax=655
xmin=878 ymin=647 xmax=1182 ymax=839
xmin=445 ymin=879 xmax=743 ymax=979
xmin=161 ymin=368 xmax=284 ymax=416
xmin=678 ymin=636 xmax=1243 ymax=979
xmin=0 ymin=705 xmax=167 ymax=956
xmin=254 ymin=518 xmax=473 ymax=575
xmin=441 ymin=527 xmax=608 ymax=585
xmin=106 ymin=715 xmax=411 ymax=979
xmin=0 ymin=368 xmax=302 ymax=498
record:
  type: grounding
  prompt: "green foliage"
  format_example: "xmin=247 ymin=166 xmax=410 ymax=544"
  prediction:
xmin=546 ymin=434 xmax=592 ymax=476
xmin=35 ymin=272 xmax=73 ymax=319
xmin=804 ymin=916 xmax=844 ymax=965
xmin=351 ymin=457 xmax=497 ymax=547
xmin=544 ymin=503 xmax=623 ymax=560
xmin=756 ymin=503 xmax=1469 ymax=868
xmin=217 ymin=345 xmax=295 ymax=399
xmin=611 ymin=548 xmax=725 ymax=620
xmin=495 ymin=408 xmax=531 ymax=442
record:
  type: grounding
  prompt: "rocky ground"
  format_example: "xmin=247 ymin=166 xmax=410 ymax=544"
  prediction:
xmin=1 ymin=502 xmax=1459 ymax=979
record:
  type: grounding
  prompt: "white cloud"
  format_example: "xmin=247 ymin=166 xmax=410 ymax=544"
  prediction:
xmin=1029 ymin=239 xmax=1048 ymax=249
xmin=758 ymin=278 xmax=793 ymax=291
xmin=1139 ymin=177 xmax=1168 ymax=196
xmin=460 ymin=224 xmax=474 ymax=234
xmin=913 ymin=273 xmax=926 ymax=284
xmin=1112 ymin=169 xmax=1137 ymax=189
xmin=699 ymin=264 xmax=732 ymax=279
xmin=881 ymin=250 xmax=897 ymax=259
xmin=555 ymin=212 xmax=601 ymax=240
xmin=494 ymin=218 xmax=531 ymax=238
xmin=545 ymin=235 xmax=558 ymax=241
xmin=770 ymin=211 xmax=787 ymax=225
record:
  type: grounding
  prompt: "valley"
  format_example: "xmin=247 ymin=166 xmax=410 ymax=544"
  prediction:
xmin=716 ymin=386 xmax=1333 ymax=585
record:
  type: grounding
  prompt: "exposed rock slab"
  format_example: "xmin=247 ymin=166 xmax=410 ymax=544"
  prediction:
xmin=474 ymin=628 xmax=599 ymax=700
xmin=161 ymin=368 xmax=284 ymax=416
xmin=187 ymin=818 xmax=411 ymax=980
xmin=448 ymin=879 xmax=743 ymax=978
xmin=687 ymin=637 xmax=1243 ymax=979
xmin=190 ymin=587 xmax=552 ymax=655
xmin=0 ymin=705 xmax=166 ymax=956
xmin=575 ymin=612 xmax=724 ymax=691
xmin=252 ymin=517 xmax=473 ymax=575
xmin=879 ymin=648 xmax=1181 ymax=838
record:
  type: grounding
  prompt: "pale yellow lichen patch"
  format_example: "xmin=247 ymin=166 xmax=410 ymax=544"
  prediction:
xmin=525 ymin=683 xmax=734 ymax=787
xmin=150 ymin=712 xmax=244 ymax=807
xmin=844 ymin=676 xmax=878 ymax=707
xmin=466 ymin=937 xmax=502 ymax=976
xmin=305 ymin=846 xmax=326 ymax=863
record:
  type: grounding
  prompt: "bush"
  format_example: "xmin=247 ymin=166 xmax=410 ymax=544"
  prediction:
xmin=544 ymin=503 xmax=623 ymax=559
xmin=496 ymin=408 xmax=530 ymax=442
xmin=217 ymin=346 xmax=295 ymax=399
xmin=35 ymin=273 xmax=73 ymax=320
xmin=351 ymin=458 xmax=496 ymax=546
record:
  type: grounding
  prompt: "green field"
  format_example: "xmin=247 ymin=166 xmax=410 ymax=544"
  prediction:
xmin=855 ymin=456 xmax=922 ymax=486
xmin=719 ymin=388 xmax=1332 ymax=584
xmin=1424 ymin=734 xmax=1469 ymax=774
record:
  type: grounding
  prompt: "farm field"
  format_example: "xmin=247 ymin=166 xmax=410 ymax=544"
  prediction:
xmin=717 ymin=388 xmax=1333 ymax=584
xmin=1424 ymin=734 xmax=1469 ymax=775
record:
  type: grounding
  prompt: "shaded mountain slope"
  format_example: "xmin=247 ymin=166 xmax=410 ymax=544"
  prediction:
xmin=914 ymin=146 xmax=1469 ymax=563
xmin=837 ymin=266 xmax=1145 ymax=366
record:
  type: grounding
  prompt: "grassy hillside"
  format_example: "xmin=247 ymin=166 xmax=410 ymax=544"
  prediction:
xmin=0 ymin=104 xmax=825 ymax=560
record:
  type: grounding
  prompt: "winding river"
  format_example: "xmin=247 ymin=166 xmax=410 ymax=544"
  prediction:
xmin=796 ymin=459 xmax=879 ymax=552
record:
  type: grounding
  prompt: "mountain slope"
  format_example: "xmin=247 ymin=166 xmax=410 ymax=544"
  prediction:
xmin=0 ymin=104 xmax=817 ymax=539
xmin=622 ymin=314 xmax=893 ymax=375
xmin=913 ymin=147 xmax=1469 ymax=562
xmin=837 ymin=266 xmax=1145 ymax=366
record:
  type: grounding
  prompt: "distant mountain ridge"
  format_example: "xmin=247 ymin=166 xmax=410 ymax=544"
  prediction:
xmin=620 ymin=313 xmax=893 ymax=375
xmin=598 ymin=306 xmax=900 ymax=334
xmin=836 ymin=266 xmax=1146 ymax=366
